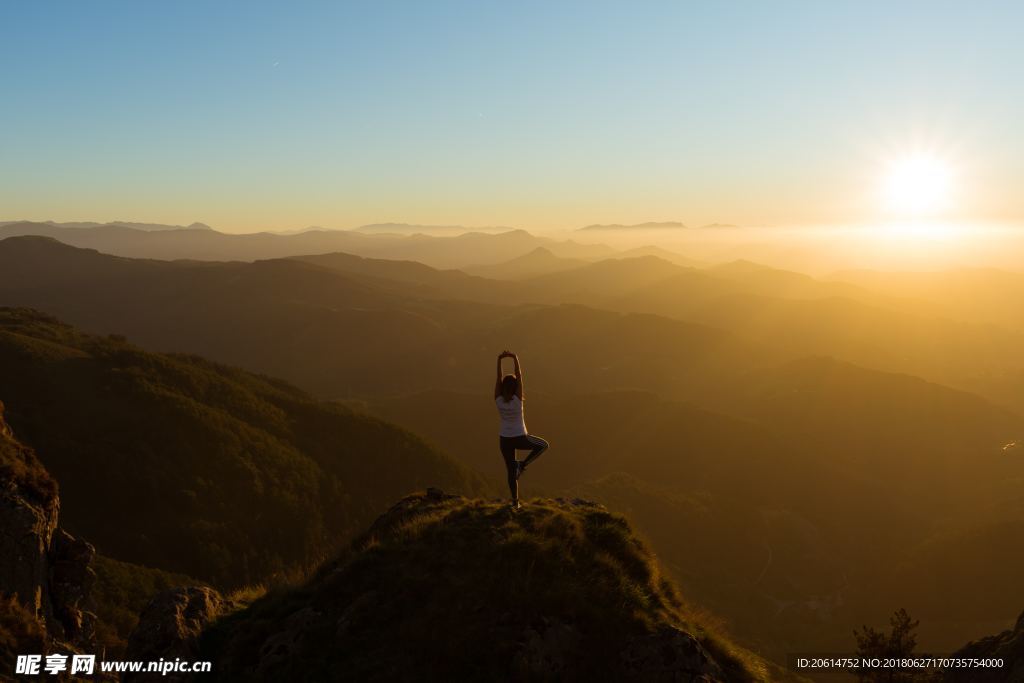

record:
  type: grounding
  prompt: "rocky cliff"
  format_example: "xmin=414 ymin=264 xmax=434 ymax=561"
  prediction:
xmin=941 ymin=610 xmax=1024 ymax=682
xmin=0 ymin=399 xmax=97 ymax=655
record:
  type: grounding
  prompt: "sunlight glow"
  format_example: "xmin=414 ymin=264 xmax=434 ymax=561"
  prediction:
xmin=882 ymin=155 xmax=955 ymax=216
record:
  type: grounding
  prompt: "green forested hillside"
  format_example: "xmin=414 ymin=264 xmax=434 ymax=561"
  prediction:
xmin=0 ymin=308 xmax=489 ymax=586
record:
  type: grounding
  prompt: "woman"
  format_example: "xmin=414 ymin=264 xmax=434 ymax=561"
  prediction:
xmin=495 ymin=350 xmax=549 ymax=509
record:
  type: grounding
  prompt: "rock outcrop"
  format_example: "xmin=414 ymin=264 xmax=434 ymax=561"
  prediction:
xmin=621 ymin=625 xmax=725 ymax=682
xmin=124 ymin=586 xmax=231 ymax=682
xmin=0 ymin=453 xmax=58 ymax=620
xmin=0 ymin=399 xmax=97 ymax=651
xmin=941 ymin=609 xmax=1024 ymax=682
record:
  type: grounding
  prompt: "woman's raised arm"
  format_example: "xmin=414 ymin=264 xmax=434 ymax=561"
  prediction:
xmin=512 ymin=353 xmax=524 ymax=399
xmin=495 ymin=350 xmax=512 ymax=398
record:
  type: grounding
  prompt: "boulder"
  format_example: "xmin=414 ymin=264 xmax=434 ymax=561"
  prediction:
xmin=621 ymin=625 xmax=725 ymax=682
xmin=124 ymin=586 xmax=230 ymax=682
xmin=48 ymin=529 xmax=97 ymax=644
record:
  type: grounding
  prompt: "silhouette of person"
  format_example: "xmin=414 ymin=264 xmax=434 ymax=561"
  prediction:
xmin=494 ymin=351 xmax=549 ymax=509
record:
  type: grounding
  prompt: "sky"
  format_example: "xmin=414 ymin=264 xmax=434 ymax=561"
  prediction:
xmin=2 ymin=1 xmax=1023 ymax=233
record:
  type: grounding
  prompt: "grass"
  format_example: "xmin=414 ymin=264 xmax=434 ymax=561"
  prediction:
xmin=0 ymin=594 xmax=46 ymax=674
xmin=0 ymin=400 xmax=57 ymax=506
xmin=200 ymin=491 xmax=788 ymax=682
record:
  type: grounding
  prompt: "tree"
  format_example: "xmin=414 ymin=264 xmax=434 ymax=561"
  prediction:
xmin=853 ymin=608 xmax=922 ymax=683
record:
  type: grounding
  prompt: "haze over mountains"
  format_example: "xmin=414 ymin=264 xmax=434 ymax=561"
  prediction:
xmin=0 ymin=220 xmax=214 ymax=232
xmin=1 ymin=221 xmax=1023 ymax=677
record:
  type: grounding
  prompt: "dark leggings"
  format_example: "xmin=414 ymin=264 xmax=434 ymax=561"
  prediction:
xmin=499 ymin=434 xmax=549 ymax=500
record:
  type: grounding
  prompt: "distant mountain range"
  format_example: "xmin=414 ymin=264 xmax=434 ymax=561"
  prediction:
xmin=578 ymin=222 xmax=740 ymax=231
xmin=354 ymin=222 xmax=516 ymax=235
xmin=2 ymin=234 xmax=1024 ymax=666
xmin=462 ymin=246 xmax=589 ymax=279
xmin=0 ymin=220 xmax=213 ymax=232
xmin=0 ymin=221 xmax=616 ymax=267
xmin=580 ymin=221 xmax=689 ymax=231
xmin=1 ymin=234 xmax=1022 ymax=414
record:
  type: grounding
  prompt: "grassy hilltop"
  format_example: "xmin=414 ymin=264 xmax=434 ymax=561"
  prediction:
xmin=199 ymin=489 xmax=802 ymax=682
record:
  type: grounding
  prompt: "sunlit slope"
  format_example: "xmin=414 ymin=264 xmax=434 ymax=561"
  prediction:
xmin=0 ymin=308 xmax=488 ymax=586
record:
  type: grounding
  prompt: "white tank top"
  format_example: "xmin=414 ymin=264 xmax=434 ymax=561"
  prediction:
xmin=496 ymin=395 xmax=527 ymax=437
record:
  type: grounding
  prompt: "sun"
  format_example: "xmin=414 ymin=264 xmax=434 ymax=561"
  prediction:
xmin=881 ymin=154 xmax=955 ymax=216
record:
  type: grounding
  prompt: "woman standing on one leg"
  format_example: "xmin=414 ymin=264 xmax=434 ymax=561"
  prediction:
xmin=495 ymin=350 xmax=549 ymax=509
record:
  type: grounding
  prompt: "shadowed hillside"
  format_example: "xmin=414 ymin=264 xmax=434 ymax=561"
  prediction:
xmin=0 ymin=308 xmax=489 ymax=586
xmin=189 ymin=489 xmax=800 ymax=682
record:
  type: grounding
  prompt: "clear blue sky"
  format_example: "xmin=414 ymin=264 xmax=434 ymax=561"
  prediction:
xmin=2 ymin=1 xmax=1022 ymax=231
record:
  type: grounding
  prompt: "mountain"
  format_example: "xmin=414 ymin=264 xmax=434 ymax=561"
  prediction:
xmin=4 ymin=235 xmax=1022 ymax=415
xmin=507 ymin=256 xmax=1024 ymax=408
xmin=614 ymin=244 xmax=707 ymax=267
xmin=1 ymin=220 xmax=214 ymax=232
xmin=0 ymin=237 xmax=775 ymax=402
xmin=147 ymin=489 xmax=795 ymax=682
xmin=940 ymin=609 xmax=1024 ymax=682
xmin=0 ymin=222 xmax=616 ymax=267
xmin=0 ymin=236 xmax=489 ymax=397
xmin=0 ymin=308 xmax=488 ymax=586
xmin=354 ymin=222 xmax=515 ymax=235
xmin=462 ymin=246 xmax=589 ymax=279
xmin=831 ymin=267 xmax=1024 ymax=333
xmin=579 ymin=221 xmax=688 ymax=231
xmin=288 ymin=250 xmax=513 ymax=299
xmin=514 ymin=253 xmax=869 ymax=309
xmin=1 ymin=399 xmax=97 ymax=659
xmin=708 ymin=260 xmax=868 ymax=300
xmin=733 ymin=356 xmax=1022 ymax=487
xmin=595 ymin=262 xmax=1024 ymax=412
xmin=364 ymin=367 xmax=1024 ymax=660
xmin=522 ymin=255 xmax=690 ymax=300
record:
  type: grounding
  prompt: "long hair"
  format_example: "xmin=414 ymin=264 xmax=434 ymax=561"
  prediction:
xmin=500 ymin=374 xmax=518 ymax=401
